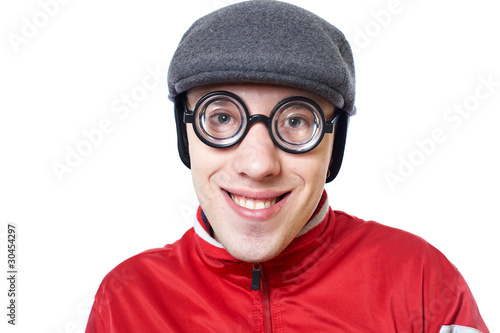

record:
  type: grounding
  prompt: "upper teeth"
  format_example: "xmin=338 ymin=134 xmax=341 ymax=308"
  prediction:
xmin=230 ymin=194 xmax=277 ymax=210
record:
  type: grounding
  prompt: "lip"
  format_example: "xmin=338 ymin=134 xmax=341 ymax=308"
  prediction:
xmin=222 ymin=188 xmax=290 ymax=222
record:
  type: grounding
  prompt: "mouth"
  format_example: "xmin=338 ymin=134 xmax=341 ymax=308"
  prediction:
xmin=227 ymin=191 xmax=287 ymax=210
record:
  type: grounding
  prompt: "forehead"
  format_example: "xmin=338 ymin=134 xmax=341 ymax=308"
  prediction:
xmin=186 ymin=83 xmax=335 ymax=115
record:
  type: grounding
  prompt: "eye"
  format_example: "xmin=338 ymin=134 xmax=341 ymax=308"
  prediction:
xmin=204 ymin=106 xmax=241 ymax=136
xmin=208 ymin=110 xmax=237 ymax=128
xmin=274 ymin=101 xmax=320 ymax=145
xmin=284 ymin=115 xmax=309 ymax=129
xmin=212 ymin=113 xmax=233 ymax=125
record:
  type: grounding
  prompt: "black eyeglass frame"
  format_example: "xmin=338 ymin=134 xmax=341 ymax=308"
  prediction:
xmin=183 ymin=91 xmax=338 ymax=154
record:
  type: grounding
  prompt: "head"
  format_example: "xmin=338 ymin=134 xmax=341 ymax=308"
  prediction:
xmin=168 ymin=0 xmax=355 ymax=262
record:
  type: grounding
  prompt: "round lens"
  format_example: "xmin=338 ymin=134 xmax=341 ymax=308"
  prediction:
xmin=272 ymin=99 xmax=324 ymax=152
xmin=195 ymin=94 xmax=247 ymax=147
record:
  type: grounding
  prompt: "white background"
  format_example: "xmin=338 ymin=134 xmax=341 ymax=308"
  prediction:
xmin=1 ymin=0 xmax=498 ymax=332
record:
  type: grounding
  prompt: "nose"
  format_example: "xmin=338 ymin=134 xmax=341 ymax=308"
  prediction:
xmin=232 ymin=122 xmax=281 ymax=180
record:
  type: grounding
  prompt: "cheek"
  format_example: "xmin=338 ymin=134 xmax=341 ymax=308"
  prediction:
xmin=289 ymin=136 xmax=333 ymax=182
xmin=316 ymin=134 xmax=334 ymax=173
xmin=186 ymin=127 xmax=211 ymax=196
xmin=186 ymin=127 xmax=227 ymax=200
xmin=187 ymin=127 xmax=228 ymax=169
xmin=186 ymin=127 xmax=202 ymax=167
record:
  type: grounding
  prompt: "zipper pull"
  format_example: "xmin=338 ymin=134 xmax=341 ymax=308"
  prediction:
xmin=251 ymin=263 xmax=261 ymax=290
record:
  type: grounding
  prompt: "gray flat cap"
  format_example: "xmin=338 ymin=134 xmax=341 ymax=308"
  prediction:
xmin=167 ymin=0 xmax=356 ymax=115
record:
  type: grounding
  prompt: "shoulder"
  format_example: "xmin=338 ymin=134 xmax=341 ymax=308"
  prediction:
xmin=326 ymin=210 xmax=488 ymax=332
xmin=331 ymin=210 xmax=457 ymax=274
xmin=332 ymin=210 xmax=441 ymax=250
xmin=330 ymin=210 xmax=462 ymax=307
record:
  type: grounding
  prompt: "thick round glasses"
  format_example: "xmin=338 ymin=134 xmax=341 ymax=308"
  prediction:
xmin=184 ymin=91 xmax=338 ymax=154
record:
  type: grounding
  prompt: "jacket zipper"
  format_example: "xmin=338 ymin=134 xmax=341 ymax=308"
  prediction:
xmin=252 ymin=263 xmax=273 ymax=332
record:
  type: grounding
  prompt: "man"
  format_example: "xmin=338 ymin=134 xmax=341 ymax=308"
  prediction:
xmin=85 ymin=1 xmax=488 ymax=332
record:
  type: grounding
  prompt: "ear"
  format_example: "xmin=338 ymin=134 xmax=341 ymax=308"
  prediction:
xmin=326 ymin=110 xmax=349 ymax=183
xmin=174 ymin=93 xmax=191 ymax=168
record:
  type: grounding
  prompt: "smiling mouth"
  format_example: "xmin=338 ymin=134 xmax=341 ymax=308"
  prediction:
xmin=228 ymin=192 xmax=286 ymax=210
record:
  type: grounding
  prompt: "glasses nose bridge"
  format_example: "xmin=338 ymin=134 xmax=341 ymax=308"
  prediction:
xmin=247 ymin=113 xmax=272 ymax=128
xmin=242 ymin=113 xmax=274 ymax=142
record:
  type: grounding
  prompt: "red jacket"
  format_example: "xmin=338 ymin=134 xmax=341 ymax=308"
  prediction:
xmin=86 ymin=194 xmax=488 ymax=332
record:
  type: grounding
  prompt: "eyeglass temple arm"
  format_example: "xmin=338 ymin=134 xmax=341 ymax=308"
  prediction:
xmin=184 ymin=112 xmax=195 ymax=123
xmin=324 ymin=113 xmax=340 ymax=133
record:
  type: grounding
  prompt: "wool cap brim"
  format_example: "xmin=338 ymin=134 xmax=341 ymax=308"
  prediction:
xmin=167 ymin=0 xmax=356 ymax=116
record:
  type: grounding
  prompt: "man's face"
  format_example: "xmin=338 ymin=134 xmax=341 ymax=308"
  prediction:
xmin=186 ymin=83 xmax=335 ymax=263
